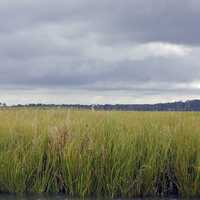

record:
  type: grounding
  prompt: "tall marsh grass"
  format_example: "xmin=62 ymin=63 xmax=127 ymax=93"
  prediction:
xmin=0 ymin=109 xmax=200 ymax=197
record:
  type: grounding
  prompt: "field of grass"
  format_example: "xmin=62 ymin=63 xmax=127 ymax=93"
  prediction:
xmin=0 ymin=109 xmax=200 ymax=197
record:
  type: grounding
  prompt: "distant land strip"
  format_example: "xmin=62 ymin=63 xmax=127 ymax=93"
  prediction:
xmin=2 ymin=99 xmax=200 ymax=111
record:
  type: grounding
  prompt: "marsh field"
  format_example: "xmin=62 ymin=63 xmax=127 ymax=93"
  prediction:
xmin=1 ymin=109 xmax=200 ymax=198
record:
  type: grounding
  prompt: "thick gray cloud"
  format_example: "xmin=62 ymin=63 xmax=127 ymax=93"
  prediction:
xmin=0 ymin=0 xmax=200 ymax=104
xmin=1 ymin=0 xmax=200 ymax=44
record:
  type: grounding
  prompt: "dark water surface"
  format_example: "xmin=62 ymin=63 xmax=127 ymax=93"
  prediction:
xmin=0 ymin=194 xmax=66 ymax=200
xmin=0 ymin=194 xmax=65 ymax=200
xmin=0 ymin=195 xmax=191 ymax=200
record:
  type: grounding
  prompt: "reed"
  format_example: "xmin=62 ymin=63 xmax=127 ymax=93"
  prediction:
xmin=0 ymin=109 xmax=200 ymax=197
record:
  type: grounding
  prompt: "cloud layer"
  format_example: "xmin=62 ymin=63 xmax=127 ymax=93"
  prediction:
xmin=0 ymin=0 xmax=200 ymax=104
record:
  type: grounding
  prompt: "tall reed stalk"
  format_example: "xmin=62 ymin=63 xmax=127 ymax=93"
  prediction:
xmin=0 ymin=109 xmax=200 ymax=197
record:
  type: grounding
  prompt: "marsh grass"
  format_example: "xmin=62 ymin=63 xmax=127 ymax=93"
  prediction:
xmin=0 ymin=109 xmax=200 ymax=197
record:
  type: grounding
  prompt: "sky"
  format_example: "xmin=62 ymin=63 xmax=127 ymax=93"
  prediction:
xmin=0 ymin=0 xmax=200 ymax=105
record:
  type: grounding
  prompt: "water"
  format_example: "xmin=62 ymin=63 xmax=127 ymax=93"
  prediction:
xmin=0 ymin=194 xmax=67 ymax=200
xmin=0 ymin=195 xmax=188 ymax=200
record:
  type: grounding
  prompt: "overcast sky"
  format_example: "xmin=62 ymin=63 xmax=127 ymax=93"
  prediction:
xmin=0 ymin=0 xmax=200 ymax=105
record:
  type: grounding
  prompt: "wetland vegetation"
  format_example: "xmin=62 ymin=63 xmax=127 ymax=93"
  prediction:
xmin=0 ymin=109 xmax=200 ymax=198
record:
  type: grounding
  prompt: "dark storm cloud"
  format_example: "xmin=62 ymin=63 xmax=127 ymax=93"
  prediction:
xmin=0 ymin=0 xmax=200 ymax=103
xmin=0 ymin=0 xmax=200 ymax=44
